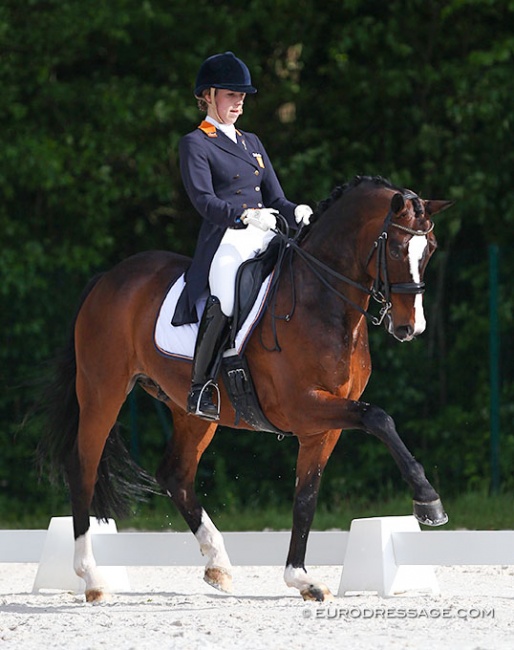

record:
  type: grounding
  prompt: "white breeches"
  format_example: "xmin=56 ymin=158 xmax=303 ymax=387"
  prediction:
xmin=209 ymin=224 xmax=276 ymax=317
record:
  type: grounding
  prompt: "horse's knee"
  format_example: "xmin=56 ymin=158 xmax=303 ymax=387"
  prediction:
xmin=361 ymin=404 xmax=396 ymax=438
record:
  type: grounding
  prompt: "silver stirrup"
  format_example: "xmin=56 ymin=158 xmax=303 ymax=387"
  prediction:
xmin=195 ymin=380 xmax=221 ymax=420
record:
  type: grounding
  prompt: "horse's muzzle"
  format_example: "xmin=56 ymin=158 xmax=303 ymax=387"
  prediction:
xmin=385 ymin=316 xmax=420 ymax=342
xmin=392 ymin=324 xmax=416 ymax=342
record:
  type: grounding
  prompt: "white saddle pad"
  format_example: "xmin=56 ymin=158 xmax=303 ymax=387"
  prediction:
xmin=154 ymin=273 xmax=273 ymax=359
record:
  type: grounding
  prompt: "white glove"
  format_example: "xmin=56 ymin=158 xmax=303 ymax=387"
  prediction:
xmin=294 ymin=204 xmax=313 ymax=226
xmin=241 ymin=208 xmax=278 ymax=231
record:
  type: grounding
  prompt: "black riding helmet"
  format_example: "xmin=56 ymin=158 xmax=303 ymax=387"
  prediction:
xmin=194 ymin=51 xmax=257 ymax=97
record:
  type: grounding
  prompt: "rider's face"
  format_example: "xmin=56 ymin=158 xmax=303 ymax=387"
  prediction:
xmin=207 ymin=89 xmax=246 ymax=125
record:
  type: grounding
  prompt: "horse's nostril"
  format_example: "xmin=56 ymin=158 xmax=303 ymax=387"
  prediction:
xmin=395 ymin=325 xmax=414 ymax=341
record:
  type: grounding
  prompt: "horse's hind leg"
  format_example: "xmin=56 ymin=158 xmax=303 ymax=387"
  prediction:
xmin=67 ymin=380 xmax=128 ymax=602
xmin=156 ymin=409 xmax=233 ymax=592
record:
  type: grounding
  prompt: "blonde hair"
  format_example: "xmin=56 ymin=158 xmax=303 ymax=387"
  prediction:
xmin=196 ymin=88 xmax=212 ymax=113
xmin=196 ymin=96 xmax=208 ymax=112
xmin=196 ymin=88 xmax=223 ymax=124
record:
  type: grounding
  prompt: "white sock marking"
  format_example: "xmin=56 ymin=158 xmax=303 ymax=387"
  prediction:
xmin=195 ymin=509 xmax=232 ymax=572
xmin=74 ymin=531 xmax=106 ymax=593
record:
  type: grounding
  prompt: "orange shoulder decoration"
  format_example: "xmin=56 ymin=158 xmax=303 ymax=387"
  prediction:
xmin=198 ymin=121 xmax=217 ymax=138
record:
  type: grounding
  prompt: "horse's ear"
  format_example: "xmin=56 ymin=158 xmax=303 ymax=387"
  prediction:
xmin=391 ymin=192 xmax=405 ymax=214
xmin=424 ymin=200 xmax=455 ymax=216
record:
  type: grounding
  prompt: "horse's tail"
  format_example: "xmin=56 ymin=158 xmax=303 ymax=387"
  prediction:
xmin=37 ymin=273 xmax=157 ymax=521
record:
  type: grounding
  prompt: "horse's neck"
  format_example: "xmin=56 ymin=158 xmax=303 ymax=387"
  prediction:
xmin=302 ymin=209 xmax=367 ymax=281
xmin=292 ymin=205 xmax=380 ymax=326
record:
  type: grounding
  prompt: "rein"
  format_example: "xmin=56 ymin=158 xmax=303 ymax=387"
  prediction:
xmin=267 ymin=199 xmax=434 ymax=342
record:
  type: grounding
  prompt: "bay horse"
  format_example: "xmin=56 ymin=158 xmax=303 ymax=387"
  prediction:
xmin=39 ymin=175 xmax=452 ymax=603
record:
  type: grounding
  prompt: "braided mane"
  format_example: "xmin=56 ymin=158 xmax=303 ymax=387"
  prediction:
xmin=313 ymin=175 xmax=402 ymax=222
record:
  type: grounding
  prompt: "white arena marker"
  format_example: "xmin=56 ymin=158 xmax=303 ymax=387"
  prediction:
xmin=338 ymin=516 xmax=439 ymax=597
xmin=32 ymin=517 xmax=131 ymax=594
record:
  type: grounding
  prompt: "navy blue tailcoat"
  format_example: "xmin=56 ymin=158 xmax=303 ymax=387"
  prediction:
xmin=172 ymin=121 xmax=298 ymax=325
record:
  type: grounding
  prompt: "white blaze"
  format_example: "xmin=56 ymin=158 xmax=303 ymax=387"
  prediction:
xmin=409 ymin=235 xmax=428 ymax=336
xmin=408 ymin=235 xmax=427 ymax=335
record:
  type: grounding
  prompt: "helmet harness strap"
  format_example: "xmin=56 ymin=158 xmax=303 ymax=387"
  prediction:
xmin=209 ymin=88 xmax=224 ymax=124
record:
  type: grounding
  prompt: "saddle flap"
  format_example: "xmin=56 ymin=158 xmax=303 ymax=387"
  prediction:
xmin=230 ymin=236 xmax=282 ymax=347
xmin=221 ymin=352 xmax=290 ymax=435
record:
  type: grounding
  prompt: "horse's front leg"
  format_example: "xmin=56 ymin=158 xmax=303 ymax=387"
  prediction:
xmin=156 ymin=410 xmax=233 ymax=593
xmin=300 ymin=395 xmax=447 ymax=526
xmin=358 ymin=401 xmax=447 ymax=525
xmin=285 ymin=430 xmax=341 ymax=602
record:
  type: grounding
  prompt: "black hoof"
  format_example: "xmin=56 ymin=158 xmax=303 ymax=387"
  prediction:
xmin=413 ymin=499 xmax=448 ymax=527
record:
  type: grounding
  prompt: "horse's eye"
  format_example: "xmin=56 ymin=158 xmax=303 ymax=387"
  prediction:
xmin=389 ymin=243 xmax=402 ymax=260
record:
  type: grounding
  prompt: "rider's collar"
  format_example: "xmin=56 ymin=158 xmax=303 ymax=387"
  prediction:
xmin=204 ymin=116 xmax=238 ymax=143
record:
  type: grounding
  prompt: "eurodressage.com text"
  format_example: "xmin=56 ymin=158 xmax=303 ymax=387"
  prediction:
xmin=302 ymin=606 xmax=494 ymax=621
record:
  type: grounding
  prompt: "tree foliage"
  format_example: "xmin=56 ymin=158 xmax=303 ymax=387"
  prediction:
xmin=1 ymin=0 xmax=513 ymax=522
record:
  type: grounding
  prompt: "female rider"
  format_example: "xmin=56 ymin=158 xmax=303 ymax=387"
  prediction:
xmin=172 ymin=51 xmax=312 ymax=420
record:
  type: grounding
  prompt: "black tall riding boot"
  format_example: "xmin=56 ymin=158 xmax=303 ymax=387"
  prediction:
xmin=187 ymin=296 xmax=229 ymax=420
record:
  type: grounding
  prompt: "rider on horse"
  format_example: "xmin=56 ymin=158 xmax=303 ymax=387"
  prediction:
xmin=172 ymin=51 xmax=313 ymax=421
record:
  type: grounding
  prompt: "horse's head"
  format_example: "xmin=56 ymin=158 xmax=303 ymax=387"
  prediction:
xmin=297 ymin=176 xmax=453 ymax=343
xmin=370 ymin=189 xmax=453 ymax=342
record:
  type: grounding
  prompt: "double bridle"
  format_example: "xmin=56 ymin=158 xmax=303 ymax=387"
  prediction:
xmin=365 ymin=192 xmax=434 ymax=325
xmin=272 ymin=191 xmax=434 ymax=329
